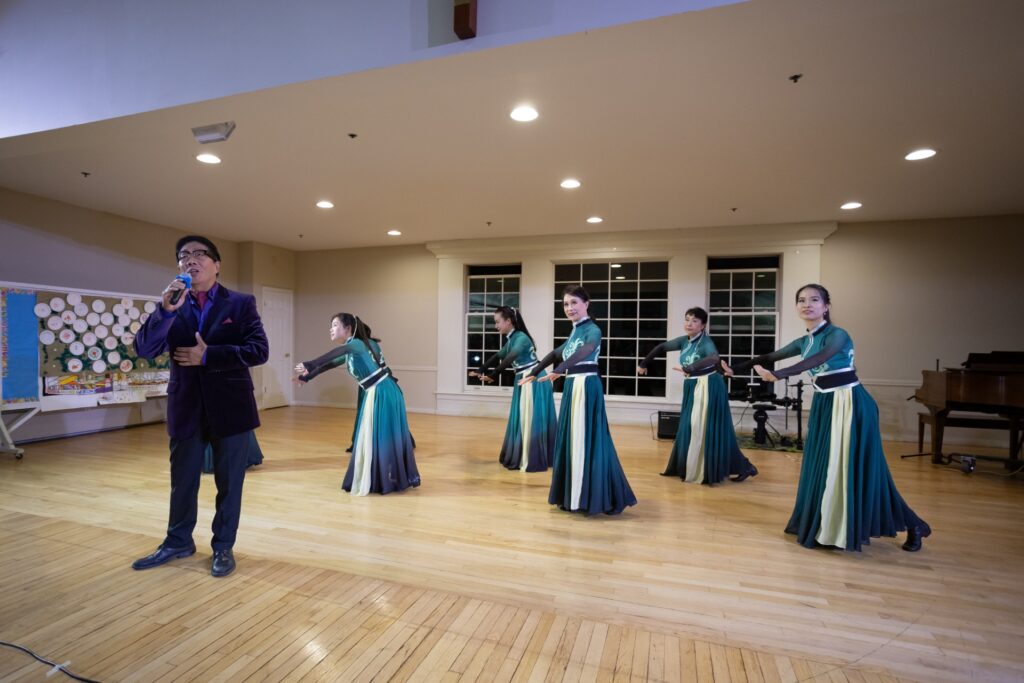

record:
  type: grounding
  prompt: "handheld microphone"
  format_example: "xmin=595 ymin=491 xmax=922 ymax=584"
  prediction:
xmin=169 ymin=273 xmax=192 ymax=305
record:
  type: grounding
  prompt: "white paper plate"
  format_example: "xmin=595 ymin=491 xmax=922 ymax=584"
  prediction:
xmin=34 ymin=302 xmax=52 ymax=317
xmin=60 ymin=310 xmax=77 ymax=324
xmin=129 ymin=321 xmax=142 ymax=333
xmin=73 ymin=319 xmax=89 ymax=333
xmin=121 ymin=298 xmax=134 ymax=308
xmin=46 ymin=316 xmax=64 ymax=331
xmin=66 ymin=293 xmax=82 ymax=305
xmin=112 ymin=304 xmax=124 ymax=316
xmin=100 ymin=312 xmax=115 ymax=326
xmin=74 ymin=302 xmax=89 ymax=317
xmin=117 ymin=315 xmax=130 ymax=327
xmin=87 ymin=347 xmax=102 ymax=361
xmin=103 ymin=336 xmax=118 ymax=350
xmin=39 ymin=330 xmax=55 ymax=345
xmin=112 ymin=324 xmax=125 ymax=337
xmin=49 ymin=297 xmax=66 ymax=312
xmin=107 ymin=351 xmax=121 ymax=364
xmin=59 ymin=329 xmax=76 ymax=344
xmin=94 ymin=325 xmax=109 ymax=339
xmin=92 ymin=360 xmax=107 ymax=373
xmin=91 ymin=299 xmax=106 ymax=313
xmin=69 ymin=341 xmax=85 ymax=356
xmin=128 ymin=307 xmax=141 ymax=320
xmin=144 ymin=301 xmax=157 ymax=313
xmin=140 ymin=313 xmax=150 ymax=324
xmin=119 ymin=359 xmax=134 ymax=372
xmin=67 ymin=358 xmax=84 ymax=373
xmin=120 ymin=333 xmax=134 ymax=345
xmin=86 ymin=312 xmax=100 ymax=326
xmin=82 ymin=332 xmax=97 ymax=346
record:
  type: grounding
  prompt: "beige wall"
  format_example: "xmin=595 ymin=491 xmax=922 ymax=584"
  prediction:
xmin=238 ymin=241 xmax=296 ymax=296
xmin=293 ymin=244 xmax=438 ymax=413
xmin=0 ymin=187 xmax=239 ymax=292
xmin=821 ymin=214 xmax=1024 ymax=444
xmin=0 ymin=188 xmax=296 ymax=441
xmin=4 ymin=183 xmax=1020 ymax=449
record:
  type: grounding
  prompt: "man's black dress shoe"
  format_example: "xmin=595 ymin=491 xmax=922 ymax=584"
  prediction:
xmin=732 ymin=464 xmax=759 ymax=483
xmin=211 ymin=549 xmax=236 ymax=577
xmin=902 ymin=522 xmax=932 ymax=552
xmin=132 ymin=542 xmax=196 ymax=570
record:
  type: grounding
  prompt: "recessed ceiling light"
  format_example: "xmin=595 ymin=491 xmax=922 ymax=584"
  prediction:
xmin=586 ymin=216 xmax=603 ymax=223
xmin=316 ymin=200 xmax=334 ymax=209
xmin=195 ymin=153 xmax=221 ymax=164
xmin=615 ymin=276 xmax=625 ymax=280
xmin=387 ymin=230 xmax=402 ymax=236
xmin=905 ymin=148 xmax=937 ymax=161
xmin=510 ymin=105 xmax=539 ymax=122
xmin=561 ymin=178 xmax=581 ymax=189
xmin=840 ymin=201 xmax=862 ymax=210
xmin=610 ymin=263 xmax=621 ymax=268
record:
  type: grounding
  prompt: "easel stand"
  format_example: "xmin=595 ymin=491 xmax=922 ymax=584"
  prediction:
xmin=0 ymin=405 xmax=39 ymax=459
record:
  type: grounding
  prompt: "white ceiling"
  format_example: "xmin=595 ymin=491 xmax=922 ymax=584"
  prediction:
xmin=1 ymin=0 xmax=1022 ymax=251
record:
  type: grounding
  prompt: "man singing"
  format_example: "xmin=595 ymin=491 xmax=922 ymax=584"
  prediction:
xmin=132 ymin=235 xmax=269 ymax=577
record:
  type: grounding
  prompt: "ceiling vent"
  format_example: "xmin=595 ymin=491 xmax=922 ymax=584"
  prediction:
xmin=191 ymin=121 xmax=236 ymax=144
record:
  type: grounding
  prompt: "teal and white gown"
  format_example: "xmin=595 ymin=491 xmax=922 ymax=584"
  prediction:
xmin=300 ymin=338 xmax=420 ymax=495
xmin=348 ymin=341 xmax=416 ymax=452
xmin=478 ymin=330 xmax=557 ymax=472
xmin=639 ymin=332 xmax=756 ymax=484
xmin=530 ymin=318 xmax=636 ymax=515
xmin=735 ymin=322 xmax=929 ymax=550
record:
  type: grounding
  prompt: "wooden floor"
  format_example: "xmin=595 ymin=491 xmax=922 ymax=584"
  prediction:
xmin=1 ymin=407 xmax=1022 ymax=682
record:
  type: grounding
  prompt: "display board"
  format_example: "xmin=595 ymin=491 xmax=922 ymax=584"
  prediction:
xmin=1 ymin=281 xmax=170 ymax=412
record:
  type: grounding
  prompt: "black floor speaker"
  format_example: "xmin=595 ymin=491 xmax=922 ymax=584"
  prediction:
xmin=657 ymin=411 xmax=681 ymax=439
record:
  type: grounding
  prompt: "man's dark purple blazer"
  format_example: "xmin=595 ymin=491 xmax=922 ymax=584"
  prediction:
xmin=134 ymin=284 xmax=269 ymax=439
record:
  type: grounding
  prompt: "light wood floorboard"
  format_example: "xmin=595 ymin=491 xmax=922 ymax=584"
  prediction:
xmin=1 ymin=406 xmax=1021 ymax=681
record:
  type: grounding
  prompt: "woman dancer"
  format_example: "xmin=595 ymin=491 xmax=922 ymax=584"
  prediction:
xmin=728 ymin=284 xmax=930 ymax=551
xmin=523 ymin=286 xmax=636 ymax=515
xmin=295 ymin=313 xmax=420 ymax=495
xmin=469 ymin=306 xmax=556 ymax=471
xmin=638 ymin=306 xmax=757 ymax=484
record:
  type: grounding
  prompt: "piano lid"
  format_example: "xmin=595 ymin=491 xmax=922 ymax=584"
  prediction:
xmin=962 ymin=351 xmax=1024 ymax=372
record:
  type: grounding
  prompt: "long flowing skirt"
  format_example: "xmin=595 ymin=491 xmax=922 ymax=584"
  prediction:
xmin=662 ymin=373 xmax=754 ymax=484
xmin=786 ymin=384 xmax=926 ymax=550
xmin=500 ymin=373 xmax=557 ymax=471
xmin=549 ymin=375 xmax=637 ymax=515
xmin=343 ymin=377 xmax=420 ymax=495
xmin=351 ymin=382 xmax=416 ymax=450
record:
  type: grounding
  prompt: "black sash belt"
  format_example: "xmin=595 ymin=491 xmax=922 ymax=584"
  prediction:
xmin=359 ymin=366 xmax=390 ymax=390
xmin=813 ymin=369 xmax=859 ymax=391
xmin=566 ymin=362 xmax=600 ymax=376
xmin=688 ymin=365 xmax=717 ymax=377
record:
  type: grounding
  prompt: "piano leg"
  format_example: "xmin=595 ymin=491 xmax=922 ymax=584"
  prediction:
xmin=931 ymin=409 xmax=948 ymax=464
xmin=1008 ymin=416 xmax=1021 ymax=470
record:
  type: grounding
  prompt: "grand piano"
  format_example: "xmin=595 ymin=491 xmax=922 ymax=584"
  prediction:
xmin=914 ymin=351 xmax=1024 ymax=467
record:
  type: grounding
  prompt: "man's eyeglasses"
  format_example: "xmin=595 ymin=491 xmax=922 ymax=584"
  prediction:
xmin=177 ymin=249 xmax=213 ymax=262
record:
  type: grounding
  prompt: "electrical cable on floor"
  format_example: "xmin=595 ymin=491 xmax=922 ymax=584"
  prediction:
xmin=943 ymin=454 xmax=1024 ymax=478
xmin=0 ymin=640 xmax=101 ymax=682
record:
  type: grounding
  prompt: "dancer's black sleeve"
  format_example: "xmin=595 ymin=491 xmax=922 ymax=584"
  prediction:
xmin=553 ymin=342 xmax=598 ymax=375
xmin=638 ymin=337 xmax=684 ymax=369
xmin=681 ymin=353 xmax=721 ymax=375
xmin=528 ymin=344 xmax=565 ymax=378
xmin=729 ymin=339 xmax=802 ymax=374
xmin=771 ymin=336 xmax=849 ymax=379
xmin=298 ymin=343 xmax=356 ymax=383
